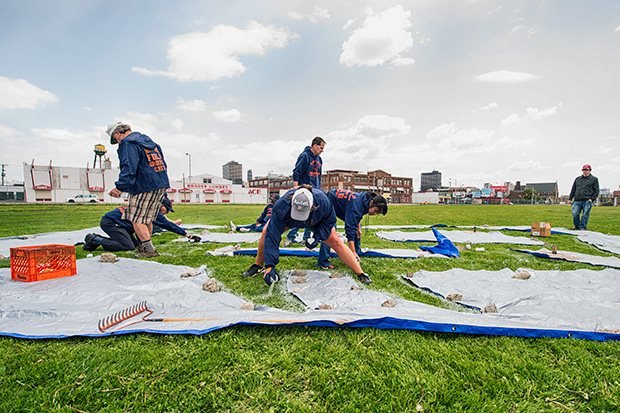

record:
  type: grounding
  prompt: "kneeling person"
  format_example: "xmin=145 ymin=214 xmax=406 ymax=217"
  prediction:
xmin=240 ymin=185 xmax=373 ymax=285
xmin=83 ymin=198 xmax=200 ymax=253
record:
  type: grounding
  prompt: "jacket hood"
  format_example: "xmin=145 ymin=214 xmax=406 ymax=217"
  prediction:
xmin=303 ymin=146 xmax=317 ymax=158
xmin=122 ymin=132 xmax=158 ymax=150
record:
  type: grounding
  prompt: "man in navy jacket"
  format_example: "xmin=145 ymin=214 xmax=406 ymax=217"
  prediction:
xmin=283 ymin=137 xmax=325 ymax=247
xmin=240 ymin=186 xmax=373 ymax=285
xmin=106 ymin=122 xmax=170 ymax=258
xmin=317 ymin=189 xmax=388 ymax=269
xmin=83 ymin=198 xmax=200 ymax=252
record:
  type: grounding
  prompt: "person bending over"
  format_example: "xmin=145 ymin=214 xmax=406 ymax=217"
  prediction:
xmin=240 ymin=185 xmax=373 ymax=285
xmin=317 ymin=189 xmax=388 ymax=269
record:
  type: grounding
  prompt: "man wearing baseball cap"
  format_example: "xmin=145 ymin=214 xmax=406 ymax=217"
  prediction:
xmin=105 ymin=121 xmax=170 ymax=258
xmin=240 ymin=185 xmax=374 ymax=286
xmin=568 ymin=164 xmax=599 ymax=230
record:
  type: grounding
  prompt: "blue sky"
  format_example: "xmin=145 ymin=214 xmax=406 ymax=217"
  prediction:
xmin=1 ymin=0 xmax=619 ymax=194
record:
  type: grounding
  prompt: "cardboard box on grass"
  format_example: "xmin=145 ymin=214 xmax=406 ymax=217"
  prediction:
xmin=531 ymin=222 xmax=551 ymax=237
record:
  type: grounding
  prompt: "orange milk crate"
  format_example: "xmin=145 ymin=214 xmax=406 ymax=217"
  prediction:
xmin=10 ymin=244 xmax=77 ymax=282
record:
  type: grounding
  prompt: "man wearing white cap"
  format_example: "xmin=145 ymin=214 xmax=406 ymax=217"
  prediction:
xmin=568 ymin=164 xmax=599 ymax=230
xmin=241 ymin=185 xmax=373 ymax=285
xmin=105 ymin=121 xmax=170 ymax=258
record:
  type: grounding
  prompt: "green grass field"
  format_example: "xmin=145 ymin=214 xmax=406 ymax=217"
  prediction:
xmin=1 ymin=204 xmax=619 ymax=412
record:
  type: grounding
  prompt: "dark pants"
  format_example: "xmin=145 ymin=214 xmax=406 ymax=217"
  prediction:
xmin=99 ymin=218 xmax=140 ymax=252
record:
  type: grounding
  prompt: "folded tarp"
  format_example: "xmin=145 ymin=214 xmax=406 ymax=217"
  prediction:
xmin=1 ymin=260 xmax=618 ymax=341
xmin=418 ymin=228 xmax=460 ymax=258
xmin=232 ymin=247 xmax=451 ymax=259
xmin=513 ymin=248 xmax=620 ymax=269
xmin=179 ymin=224 xmax=226 ymax=230
xmin=363 ymin=224 xmax=576 ymax=235
xmin=403 ymin=267 xmax=620 ymax=334
xmin=200 ymin=233 xmax=261 ymax=243
xmin=376 ymin=229 xmax=545 ymax=246
xmin=576 ymin=232 xmax=620 ymax=255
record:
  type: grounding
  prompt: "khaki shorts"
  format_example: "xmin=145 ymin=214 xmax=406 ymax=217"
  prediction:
xmin=122 ymin=188 xmax=167 ymax=225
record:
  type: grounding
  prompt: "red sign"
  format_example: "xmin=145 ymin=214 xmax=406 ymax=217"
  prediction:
xmin=491 ymin=186 xmax=508 ymax=192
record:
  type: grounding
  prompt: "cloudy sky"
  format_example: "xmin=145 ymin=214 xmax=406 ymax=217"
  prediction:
xmin=1 ymin=0 xmax=619 ymax=194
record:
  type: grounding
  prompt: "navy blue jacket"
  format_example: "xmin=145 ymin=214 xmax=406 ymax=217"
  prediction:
xmin=327 ymin=189 xmax=371 ymax=243
xmin=102 ymin=206 xmax=186 ymax=236
xmin=115 ymin=132 xmax=170 ymax=194
xmin=264 ymin=188 xmax=335 ymax=267
xmin=292 ymin=146 xmax=322 ymax=189
xmin=257 ymin=204 xmax=274 ymax=224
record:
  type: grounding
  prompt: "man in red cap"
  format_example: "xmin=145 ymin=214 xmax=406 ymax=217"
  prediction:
xmin=568 ymin=164 xmax=599 ymax=230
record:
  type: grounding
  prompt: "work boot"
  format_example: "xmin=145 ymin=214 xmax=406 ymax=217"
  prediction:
xmin=242 ymin=263 xmax=263 ymax=278
xmin=134 ymin=250 xmax=160 ymax=259
xmin=135 ymin=244 xmax=147 ymax=253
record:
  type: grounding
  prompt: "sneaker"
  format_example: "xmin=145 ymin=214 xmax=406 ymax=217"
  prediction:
xmin=229 ymin=220 xmax=236 ymax=232
xmin=319 ymin=263 xmax=334 ymax=269
xmin=85 ymin=233 xmax=96 ymax=245
xmin=283 ymin=240 xmax=293 ymax=247
xmin=242 ymin=263 xmax=263 ymax=278
xmin=263 ymin=267 xmax=280 ymax=286
xmin=239 ymin=227 xmax=250 ymax=232
xmin=357 ymin=272 xmax=373 ymax=285
xmin=134 ymin=250 xmax=160 ymax=258
xmin=82 ymin=243 xmax=98 ymax=252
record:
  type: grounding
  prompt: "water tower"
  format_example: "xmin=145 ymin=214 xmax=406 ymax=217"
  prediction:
xmin=93 ymin=144 xmax=107 ymax=168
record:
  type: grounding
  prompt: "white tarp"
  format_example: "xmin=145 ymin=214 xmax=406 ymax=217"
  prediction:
xmin=376 ymin=229 xmax=545 ymax=246
xmin=403 ymin=267 xmax=620 ymax=333
xmin=514 ymin=248 xmax=620 ymax=269
xmin=1 ymin=260 xmax=618 ymax=341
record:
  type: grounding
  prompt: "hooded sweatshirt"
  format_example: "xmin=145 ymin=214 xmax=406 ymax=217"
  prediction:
xmin=114 ymin=132 xmax=170 ymax=194
xmin=263 ymin=188 xmax=335 ymax=268
xmin=292 ymin=146 xmax=322 ymax=189
xmin=327 ymin=189 xmax=371 ymax=243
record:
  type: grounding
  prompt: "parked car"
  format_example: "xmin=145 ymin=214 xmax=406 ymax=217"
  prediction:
xmin=66 ymin=194 xmax=100 ymax=203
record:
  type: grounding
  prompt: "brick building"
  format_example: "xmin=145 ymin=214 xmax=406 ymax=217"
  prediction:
xmin=248 ymin=169 xmax=413 ymax=203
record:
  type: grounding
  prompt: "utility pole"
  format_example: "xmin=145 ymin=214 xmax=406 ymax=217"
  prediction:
xmin=1 ymin=164 xmax=6 ymax=186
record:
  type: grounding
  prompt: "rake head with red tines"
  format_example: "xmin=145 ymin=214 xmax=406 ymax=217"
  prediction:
xmin=98 ymin=301 xmax=150 ymax=332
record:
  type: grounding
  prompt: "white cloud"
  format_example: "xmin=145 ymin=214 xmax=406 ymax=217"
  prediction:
xmin=476 ymin=71 xmax=539 ymax=83
xmin=473 ymin=102 xmax=498 ymax=112
xmin=132 ymin=22 xmax=299 ymax=82
xmin=288 ymin=6 xmax=330 ymax=23
xmin=340 ymin=5 xmax=415 ymax=68
xmin=212 ymin=109 xmax=243 ymax=123
xmin=177 ymin=98 xmax=207 ymax=112
xmin=508 ymin=160 xmax=548 ymax=171
xmin=501 ymin=105 xmax=561 ymax=127
xmin=0 ymin=76 xmax=59 ymax=110
xmin=615 ymin=24 xmax=620 ymax=32
xmin=501 ymin=114 xmax=520 ymax=127
xmin=591 ymin=145 xmax=613 ymax=154
xmin=427 ymin=122 xmax=495 ymax=151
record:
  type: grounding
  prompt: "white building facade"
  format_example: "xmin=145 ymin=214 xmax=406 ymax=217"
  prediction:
xmin=23 ymin=163 xmax=267 ymax=204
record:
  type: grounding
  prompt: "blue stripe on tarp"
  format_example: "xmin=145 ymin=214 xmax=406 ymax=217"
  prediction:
xmin=2 ymin=317 xmax=618 ymax=341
